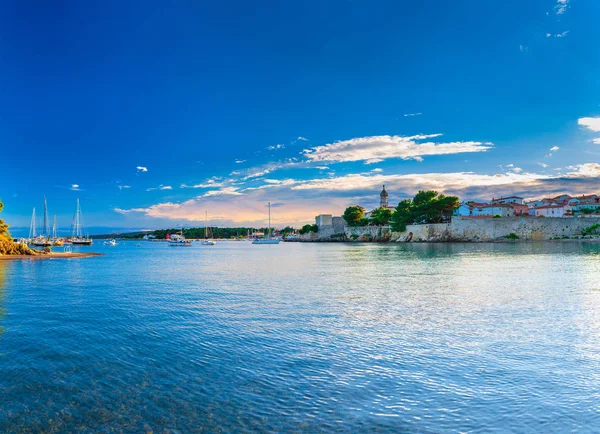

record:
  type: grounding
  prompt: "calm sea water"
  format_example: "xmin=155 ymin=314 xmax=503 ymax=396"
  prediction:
xmin=2 ymin=241 xmax=600 ymax=432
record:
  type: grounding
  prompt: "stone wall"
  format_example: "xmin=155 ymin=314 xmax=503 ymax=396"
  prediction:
xmin=295 ymin=224 xmax=391 ymax=241
xmin=393 ymin=217 xmax=600 ymax=242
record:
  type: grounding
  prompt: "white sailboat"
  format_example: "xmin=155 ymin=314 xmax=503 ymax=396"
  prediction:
xmin=201 ymin=211 xmax=216 ymax=245
xmin=253 ymin=202 xmax=280 ymax=245
xmin=52 ymin=214 xmax=63 ymax=246
xmin=71 ymin=198 xmax=93 ymax=245
xmin=32 ymin=198 xmax=52 ymax=247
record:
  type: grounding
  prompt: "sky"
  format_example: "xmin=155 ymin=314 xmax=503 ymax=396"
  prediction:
xmin=2 ymin=0 xmax=600 ymax=233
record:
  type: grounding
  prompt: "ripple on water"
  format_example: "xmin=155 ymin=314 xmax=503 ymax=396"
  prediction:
xmin=2 ymin=242 xmax=600 ymax=431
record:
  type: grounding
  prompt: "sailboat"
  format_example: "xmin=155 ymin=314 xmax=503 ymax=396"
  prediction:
xmin=253 ymin=202 xmax=280 ymax=245
xmin=71 ymin=199 xmax=93 ymax=245
xmin=32 ymin=198 xmax=52 ymax=247
xmin=201 ymin=211 xmax=216 ymax=245
xmin=52 ymin=214 xmax=63 ymax=246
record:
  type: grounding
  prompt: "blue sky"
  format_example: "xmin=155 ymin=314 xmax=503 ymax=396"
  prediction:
xmin=2 ymin=0 xmax=600 ymax=232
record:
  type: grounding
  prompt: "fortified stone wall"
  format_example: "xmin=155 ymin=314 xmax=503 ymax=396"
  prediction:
xmin=393 ymin=217 xmax=600 ymax=242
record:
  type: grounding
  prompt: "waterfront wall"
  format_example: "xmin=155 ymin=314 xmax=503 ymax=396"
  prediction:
xmin=296 ymin=224 xmax=391 ymax=241
xmin=394 ymin=217 xmax=600 ymax=242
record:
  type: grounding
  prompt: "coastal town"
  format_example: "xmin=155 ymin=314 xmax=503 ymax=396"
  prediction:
xmin=307 ymin=186 xmax=600 ymax=242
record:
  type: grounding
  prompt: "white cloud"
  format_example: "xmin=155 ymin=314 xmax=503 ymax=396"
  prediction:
xmin=114 ymin=163 xmax=600 ymax=226
xmin=578 ymin=117 xmax=600 ymax=132
xmin=147 ymin=184 xmax=172 ymax=191
xmin=297 ymin=136 xmax=309 ymax=142
xmin=403 ymin=112 xmax=422 ymax=117
xmin=69 ymin=184 xmax=81 ymax=191
xmin=181 ymin=179 xmax=224 ymax=189
xmin=511 ymin=167 xmax=523 ymax=173
xmin=592 ymin=138 xmax=600 ymax=145
xmin=137 ymin=166 xmax=148 ymax=172
xmin=202 ymin=187 xmax=242 ymax=197
xmin=537 ymin=163 xmax=549 ymax=168
xmin=267 ymin=144 xmax=285 ymax=151
xmin=302 ymin=133 xmax=492 ymax=164
xmin=118 ymin=185 xmax=131 ymax=190
xmin=555 ymin=0 xmax=569 ymax=15
xmin=550 ymin=146 xmax=560 ymax=152
xmin=371 ymin=168 xmax=383 ymax=172
xmin=547 ymin=31 xmax=569 ymax=38
xmin=234 ymin=159 xmax=246 ymax=164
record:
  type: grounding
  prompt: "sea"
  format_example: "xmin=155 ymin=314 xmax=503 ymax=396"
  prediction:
xmin=1 ymin=241 xmax=600 ymax=432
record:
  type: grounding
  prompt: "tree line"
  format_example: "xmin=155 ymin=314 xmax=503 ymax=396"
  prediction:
xmin=342 ymin=190 xmax=459 ymax=232
xmin=122 ymin=226 xmax=298 ymax=239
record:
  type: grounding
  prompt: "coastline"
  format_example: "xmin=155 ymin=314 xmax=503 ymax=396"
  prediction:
xmin=0 ymin=252 xmax=105 ymax=261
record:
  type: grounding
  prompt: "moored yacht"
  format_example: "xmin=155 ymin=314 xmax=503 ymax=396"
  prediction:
xmin=253 ymin=202 xmax=280 ymax=245
xmin=200 ymin=211 xmax=216 ymax=245
xmin=71 ymin=199 xmax=93 ymax=245
xmin=169 ymin=228 xmax=192 ymax=246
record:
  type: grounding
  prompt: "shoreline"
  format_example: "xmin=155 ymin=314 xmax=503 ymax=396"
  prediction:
xmin=0 ymin=252 xmax=105 ymax=261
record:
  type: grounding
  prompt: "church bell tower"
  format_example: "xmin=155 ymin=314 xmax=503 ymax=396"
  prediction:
xmin=380 ymin=185 xmax=388 ymax=208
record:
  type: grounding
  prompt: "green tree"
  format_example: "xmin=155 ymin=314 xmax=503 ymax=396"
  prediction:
xmin=343 ymin=205 xmax=366 ymax=226
xmin=390 ymin=190 xmax=459 ymax=232
xmin=299 ymin=224 xmax=318 ymax=235
xmin=0 ymin=198 xmax=8 ymax=237
xmin=369 ymin=207 xmax=392 ymax=226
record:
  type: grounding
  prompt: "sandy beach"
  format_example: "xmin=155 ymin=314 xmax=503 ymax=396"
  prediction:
xmin=0 ymin=252 xmax=104 ymax=261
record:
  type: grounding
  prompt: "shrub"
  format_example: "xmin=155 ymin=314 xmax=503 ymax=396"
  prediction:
xmin=505 ymin=232 xmax=519 ymax=240
xmin=493 ymin=214 xmax=502 ymax=218
xmin=582 ymin=223 xmax=600 ymax=236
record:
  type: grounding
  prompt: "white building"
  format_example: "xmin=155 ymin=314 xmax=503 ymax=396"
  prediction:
xmin=455 ymin=203 xmax=473 ymax=216
xmin=492 ymin=196 xmax=524 ymax=205
xmin=471 ymin=203 xmax=514 ymax=217
xmin=315 ymin=214 xmax=333 ymax=227
xmin=530 ymin=204 xmax=571 ymax=217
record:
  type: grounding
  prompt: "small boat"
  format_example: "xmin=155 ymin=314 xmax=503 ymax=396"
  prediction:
xmin=31 ymin=236 xmax=52 ymax=247
xmin=253 ymin=202 xmax=280 ymax=245
xmin=71 ymin=199 xmax=93 ymax=245
xmin=200 ymin=211 xmax=216 ymax=246
xmin=169 ymin=228 xmax=192 ymax=246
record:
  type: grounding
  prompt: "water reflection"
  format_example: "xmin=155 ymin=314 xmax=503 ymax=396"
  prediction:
xmin=0 ymin=262 xmax=6 ymax=337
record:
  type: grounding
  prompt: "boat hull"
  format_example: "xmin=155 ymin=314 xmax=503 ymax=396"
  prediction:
xmin=252 ymin=239 xmax=280 ymax=245
xmin=72 ymin=240 xmax=93 ymax=246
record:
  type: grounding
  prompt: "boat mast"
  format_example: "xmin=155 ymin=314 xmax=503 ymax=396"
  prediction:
xmin=43 ymin=197 xmax=49 ymax=238
xmin=52 ymin=214 xmax=57 ymax=239
xmin=29 ymin=208 xmax=36 ymax=239
xmin=76 ymin=199 xmax=81 ymax=238
xmin=267 ymin=202 xmax=271 ymax=240
xmin=205 ymin=211 xmax=208 ymax=239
